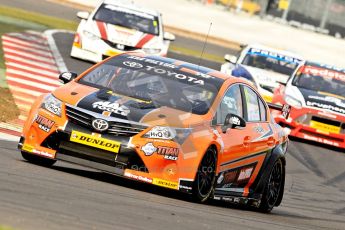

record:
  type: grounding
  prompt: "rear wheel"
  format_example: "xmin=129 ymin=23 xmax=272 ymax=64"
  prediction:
xmin=259 ymin=159 xmax=285 ymax=212
xmin=21 ymin=151 xmax=56 ymax=167
xmin=192 ymin=148 xmax=217 ymax=203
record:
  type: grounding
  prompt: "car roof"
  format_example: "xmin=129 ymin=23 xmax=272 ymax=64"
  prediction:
xmin=246 ymin=43 xmax=304 ymax=60
xmin=304 ymin=61 xmax=345 ymax=73
xmin=102 ymin=0 xmax=160 ymax=17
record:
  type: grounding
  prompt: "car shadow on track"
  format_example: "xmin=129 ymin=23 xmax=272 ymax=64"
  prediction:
xmin=49 ymin=163 xmax=251 ymax=212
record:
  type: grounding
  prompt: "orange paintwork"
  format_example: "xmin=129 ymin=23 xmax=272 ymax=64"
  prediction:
xmin=20 ymin=53 xmax=288 ymax=193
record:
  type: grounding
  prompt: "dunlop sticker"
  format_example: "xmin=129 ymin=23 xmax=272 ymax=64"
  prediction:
xmin=152 ymin=178 xmax=178 ymax=190
xmin=70 ymin=130 xmax=121 ymax=153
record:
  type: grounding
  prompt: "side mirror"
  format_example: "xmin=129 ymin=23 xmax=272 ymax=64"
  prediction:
xmin=59 ymin=72 xmax=77 ymax=84
xmin=224 ymin=54 xmax=237 ymax=64
xmin=222 ymin=113 xmax=246 ymax=133
xmin=77 ymin=11 xmax=90 ymax=20
xmin=163 ymin=32 xmax=175 ymax=41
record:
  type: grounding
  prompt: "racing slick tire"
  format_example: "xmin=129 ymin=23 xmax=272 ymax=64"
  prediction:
xmin=21 ymin=151 xmax=56 ymax=167
xmin=258 ymin=158 xmax=285 ymax=213
xmin=192 ymin=147 xmax=217 ymax=203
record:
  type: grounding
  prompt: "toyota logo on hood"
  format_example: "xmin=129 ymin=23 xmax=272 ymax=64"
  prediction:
xmin=92 ymin=118 xmax=109 ymax=132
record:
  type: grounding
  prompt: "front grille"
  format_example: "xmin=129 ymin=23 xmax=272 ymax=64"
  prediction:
xmin=65 ymin=105 xmax=147 ymax=137
xmin=103 ymin=39 xmax=138 ymax=51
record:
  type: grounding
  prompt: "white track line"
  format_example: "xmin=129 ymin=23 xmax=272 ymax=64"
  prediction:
xmin=7 ymin=77 xmax=57 ymax=92
xmin=7 ymin=69 xmax=62 ymax=86
xmin=6 ymin=63 xmax=59 ymax=78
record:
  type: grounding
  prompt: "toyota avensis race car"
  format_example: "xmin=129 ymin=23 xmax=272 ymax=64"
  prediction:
xmin=70 ymin=0 xmax=175 ymax=63
xmin=19 ymin=53 xmax=290 ymax=212
xmin=272 ymin=61 xmax=345 ymax=148
xmin=221 ymin=44 xmax=304 ymax=102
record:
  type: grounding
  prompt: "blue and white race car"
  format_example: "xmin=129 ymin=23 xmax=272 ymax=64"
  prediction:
xmin=221 ymin=44 xmax=304 ymax=102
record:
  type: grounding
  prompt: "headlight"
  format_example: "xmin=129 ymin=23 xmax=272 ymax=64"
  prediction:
xmin=143 ymin=126 xmax=192 ymax=144
xmin=284 ymin=95 xmax=302 ymax=108
xmin=143 ymin=48 xmax=161 ymax=54
xmin=41 ymin=94 xmax=62 ymax=117
xmin=83 ymin=30 xmax=99 ymax=40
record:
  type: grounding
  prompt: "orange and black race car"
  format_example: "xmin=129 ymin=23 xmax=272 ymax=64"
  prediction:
xmin=18 ymin=53 xmax=289 ymax=212
xmin=272 ymin=61 xmax=345 ymax=148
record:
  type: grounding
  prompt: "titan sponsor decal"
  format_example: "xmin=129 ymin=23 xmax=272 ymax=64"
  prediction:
xmin=152 ymin=178 xmax=179 ymax=190
xmin=248 ymin=48 xmax=302 ymax=63
xmin=70 ymin=130 xmax=121 ymax=153
xmin=141 ymin=142 xmax=179 ymax=160
xmin=92 ymin=101 xmax=130 ymax=116
xmin=22 ymin=144 xmax=54 ymax=158
xmin=303 ymin=66 xmax=345 ymax=82
xmin=34 ymin=114 xmax=55 ymax=132
xmin=124 ymin=172 xmax=153 ymax=183
xmin=157 ymin=146 xmax=179 ymax=160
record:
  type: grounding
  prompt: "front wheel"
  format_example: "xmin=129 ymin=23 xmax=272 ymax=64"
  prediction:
xmin=192 ymin=148 xmax=217 ymax=203
xmin=21 ymin=151 xmax=56 ymax=167
xmin=258 ymin=158 xmax=285 ymax=213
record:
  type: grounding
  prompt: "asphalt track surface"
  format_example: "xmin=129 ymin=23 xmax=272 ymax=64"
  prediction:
xmin=1 ymin=1 xmax=345 ymax=230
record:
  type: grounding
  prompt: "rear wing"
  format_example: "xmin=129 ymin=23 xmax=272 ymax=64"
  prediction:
xmin=267 ymin=103 xmax=291 ymax=120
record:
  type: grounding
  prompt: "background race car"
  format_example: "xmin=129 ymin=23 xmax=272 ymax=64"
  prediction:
xmin=272 ymin=61 xmax=345 ymax=148
xmin=221 ymin=44 xmax=304 ymax=102
xmin=70 ymin=0 xmax=175 ymax=63
xmin=19 ymin=53 xmax=289 ymax=213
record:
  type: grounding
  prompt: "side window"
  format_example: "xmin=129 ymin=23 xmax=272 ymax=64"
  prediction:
xmin=259 ymin=98 xmax=267 ymax=121
xmin=217 ymin=84 xmax=243 ymax=124
xmin=243 ymin=86 xmax=260 ymax=122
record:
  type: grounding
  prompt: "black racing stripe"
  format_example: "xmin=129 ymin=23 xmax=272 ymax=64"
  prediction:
xmin=220 ymin=151 xmax=267 ymax=167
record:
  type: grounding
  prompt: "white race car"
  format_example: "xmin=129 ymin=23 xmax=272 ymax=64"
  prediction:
xmin=221 ymin=44 xmax=304 ymax=102
xmin=71 ymin=0 xmax=175 ymax=63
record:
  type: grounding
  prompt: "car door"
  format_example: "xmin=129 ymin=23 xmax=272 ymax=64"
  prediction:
xmin=214 ymin=84 xmax=273 ymax=196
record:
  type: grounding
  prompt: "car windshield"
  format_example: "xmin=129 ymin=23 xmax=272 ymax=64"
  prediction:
xmin=241 ymin=48 xmax=302 ymax=75
xmin=292 ymin=66 xmax=345 ymax=96
xmin=94 ymin=4 xmax=159 ymax=35
xmin=78 ymin=55 xmax=223 ymax=115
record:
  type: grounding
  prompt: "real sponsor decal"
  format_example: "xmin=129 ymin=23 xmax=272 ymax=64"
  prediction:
xmin=303 ymin=133 xmax=340 ymax=147
xmin=152 ymin=178 xmax=179 ymax=189
xmin=141 ymin=142 xmax=157 ymax=156
xmin=303 ymin=66 xmax=345 ymax=82
xmin=127 ymin=56 xmax=177 ymax=69
xmin=237 ymin=167 xmax=254 ymax=181
xmin=22 ymin=144 xmax=54 ymax=158
xmin=70 ymin=130 xmax=121 ymax=153
xmin=306 ymin=100 xmax=345 ymax=114
xmin=248 ymin=48 xmax=302 ymax=64
xmin=124 ymin=171 xmax=153 ymax=183
xmin=92 ymin=101 xmax=130 ymax=116
xmin=35 ymin=114 xmax=55 ymax=132
xmin=144 ymin=126 xmax=175 ymax=139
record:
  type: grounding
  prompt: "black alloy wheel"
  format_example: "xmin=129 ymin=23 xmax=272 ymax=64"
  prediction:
xmin=259 ymin=159 xmax=284 ymax=212
xmin=193 ymin=148 xmax=217 ymax=203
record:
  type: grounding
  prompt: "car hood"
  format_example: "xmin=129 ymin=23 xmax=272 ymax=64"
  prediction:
xmin=243 ymin=66 xmax=289 ymax=88
xmin=93 ymin=20 xmax=159 ymax=48
xmin=53 ymin=82 xmax=206 ymax=127
xmin=299 ymin=87 xmax=345 ymax=114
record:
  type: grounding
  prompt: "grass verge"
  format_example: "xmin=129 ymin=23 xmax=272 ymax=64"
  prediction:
xmin=0 ymin=5 xmax=78 ymax=31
